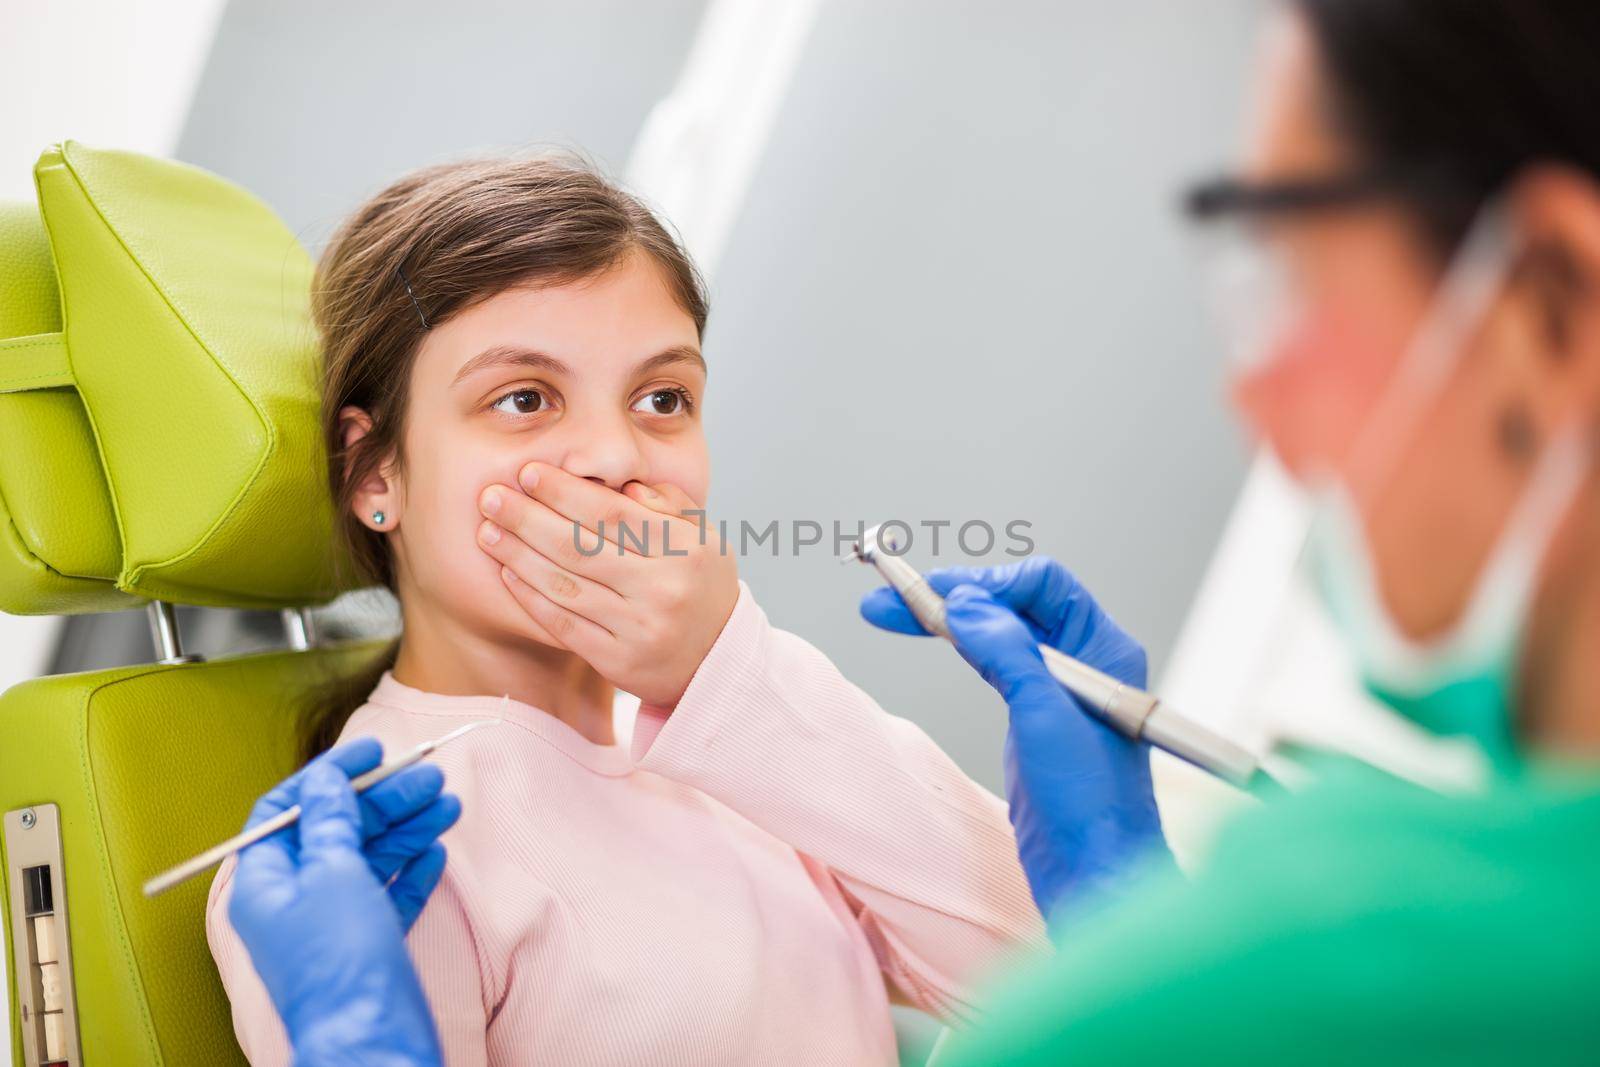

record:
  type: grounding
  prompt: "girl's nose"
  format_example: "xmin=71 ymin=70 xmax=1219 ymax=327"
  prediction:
xmin=548 ymin=411 xmax=648 ymax=491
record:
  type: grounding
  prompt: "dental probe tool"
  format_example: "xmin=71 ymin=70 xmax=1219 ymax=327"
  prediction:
xmin=142 ymin=718 xmax=498 ymax=898
xmin=844 ymin=526 xmax=1264 ymax=790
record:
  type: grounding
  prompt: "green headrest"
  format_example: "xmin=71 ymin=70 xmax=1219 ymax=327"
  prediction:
xmin=0 ymin=201 xmax=133 ymax=613
xmin=0 ymin=142 xmax=351 ymax=613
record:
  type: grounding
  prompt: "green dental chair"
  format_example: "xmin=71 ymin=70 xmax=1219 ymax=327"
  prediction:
xmin=0 ymin=141 xmax=384 ymax=1066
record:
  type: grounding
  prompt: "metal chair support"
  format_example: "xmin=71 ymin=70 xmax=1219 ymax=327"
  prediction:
xmin=280 ymin=607 xmax=318 ymax=651
xmin=146 ymin=601 xmax=202 ymax=665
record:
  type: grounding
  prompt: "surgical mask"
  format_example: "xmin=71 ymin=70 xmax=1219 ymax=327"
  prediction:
xmin=1293 ymin=204 xmax=1590 ymax=767
xmin=1305 ymin=433 xmax=1586 ymax=767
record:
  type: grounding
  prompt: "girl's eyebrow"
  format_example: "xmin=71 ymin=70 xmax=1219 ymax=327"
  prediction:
xmin=634 ymin=345 xmax=706 ymax=377
xmin=451 ymin=345 xmax=572 ymax=387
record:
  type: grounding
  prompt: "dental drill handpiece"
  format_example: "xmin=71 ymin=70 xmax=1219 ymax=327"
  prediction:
xmin=847 ymin=527 xmax=1263 ymax=790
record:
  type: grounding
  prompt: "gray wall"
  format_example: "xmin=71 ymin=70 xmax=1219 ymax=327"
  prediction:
xmin=176 ymin=0 xmax=709 ymax=246
xmin=162 ymin=0 xmax=1258 ymax=790
xmin=707 ymin=2 xmax=1257 ymax=787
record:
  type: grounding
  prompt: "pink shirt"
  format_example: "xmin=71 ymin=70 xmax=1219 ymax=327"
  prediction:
xmin=208 ymin=583 xmax=1047 ymax=1065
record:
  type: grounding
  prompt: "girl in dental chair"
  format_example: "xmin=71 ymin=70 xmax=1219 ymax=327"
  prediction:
xmin=205 ymin=156 xmax=1046 ymax=1066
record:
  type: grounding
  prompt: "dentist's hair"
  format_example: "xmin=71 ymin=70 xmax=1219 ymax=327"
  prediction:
xmin=1295 ymin=0 xmax=1600 ymax=255
xmin=302 ymin=153 xmax=708 ymax=759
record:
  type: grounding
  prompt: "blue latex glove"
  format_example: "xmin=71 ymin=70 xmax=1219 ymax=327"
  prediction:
xmin=228 ymin=741 xmax=458 ymax=1067
xmin=861 ymin=557 xmax=1172 ymax=919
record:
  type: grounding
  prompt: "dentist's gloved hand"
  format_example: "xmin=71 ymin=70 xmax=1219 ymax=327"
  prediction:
xmin=862 ymin=557 xmax=1172 ymax=920
xmin=228 ymin=741 xmax=458 ymax=1067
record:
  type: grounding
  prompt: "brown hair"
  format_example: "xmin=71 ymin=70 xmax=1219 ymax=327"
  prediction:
xmin=299 ymin=154 xmax=708 ymax=761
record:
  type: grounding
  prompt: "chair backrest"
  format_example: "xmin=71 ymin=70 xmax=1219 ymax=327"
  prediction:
xmin=0 ymin=142 xmax=383 ymax=1066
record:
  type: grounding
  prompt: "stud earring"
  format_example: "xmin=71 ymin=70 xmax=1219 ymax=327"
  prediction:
xmin=372 ymin=510 xmax=386 ymax=526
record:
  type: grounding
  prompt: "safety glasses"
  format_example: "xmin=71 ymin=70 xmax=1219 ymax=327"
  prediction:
xmin=1179 ymin=168 xmax=1484 ymax=374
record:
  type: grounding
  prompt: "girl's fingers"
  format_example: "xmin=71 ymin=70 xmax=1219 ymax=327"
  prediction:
xmin=501 ymin=597 xmax=570 ymax=651
xmin=517 ymin=461 xmax=665 ymax=555
xmin=486 ymin=557 xmax=571 ymax=649
xmin=479 ymin=518 xmax=630 ymax=624
xmin=623 ymin=480 xmax=697 ymax=517
xmin=481 ymin=486 xmax=635 ymax=589
xmin=623 ymin=482 xmax=714 ymax=551
xmin=500 ymin=566 xmax=618 ymax=663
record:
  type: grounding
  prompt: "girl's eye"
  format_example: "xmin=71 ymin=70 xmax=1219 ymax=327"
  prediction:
xmin=632 ymin=388 xmax=691 ymax=416
xmin=492 ymin=389 xmax=549 ymax=416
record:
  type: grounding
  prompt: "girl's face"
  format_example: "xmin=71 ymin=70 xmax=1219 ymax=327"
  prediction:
xmin=361 ymin=251 xmax=708 ymax=643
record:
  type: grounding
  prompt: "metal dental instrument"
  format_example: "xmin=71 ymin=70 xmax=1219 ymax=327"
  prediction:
xmin=844 ymin=525 xmax=1264 ymax=789
xmin=142 ymin=718 xmax=497 ymax=898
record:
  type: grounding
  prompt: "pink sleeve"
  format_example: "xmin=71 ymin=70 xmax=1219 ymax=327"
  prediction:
xmin=405 ymin=873 xmax=494 ymax=1067
xmin=633 ymin=583 xmax=1050 ymax=1023
xmin=205 ymin=857 xmax=292 ymax=1067
xmin=206 ymin=858 xmax=492 ymax=1067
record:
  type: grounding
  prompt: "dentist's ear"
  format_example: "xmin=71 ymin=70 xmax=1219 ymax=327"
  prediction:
xmin=1505 ymin=167 xmax=1600 ymax=441
xmin=340 ymin=405 xmax=402 ymax=532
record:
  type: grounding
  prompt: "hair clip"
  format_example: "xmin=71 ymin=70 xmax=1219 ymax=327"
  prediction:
xmin=396 ymin=265 xmax=431 ymax=329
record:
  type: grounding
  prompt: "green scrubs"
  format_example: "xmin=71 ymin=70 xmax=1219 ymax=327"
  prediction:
xmin=941 ymin=759 xmax=1600 ymax=1066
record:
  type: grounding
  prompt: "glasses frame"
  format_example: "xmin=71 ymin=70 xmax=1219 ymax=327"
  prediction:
xmin=1181 ymin=168 xmax=1487 ymax=225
